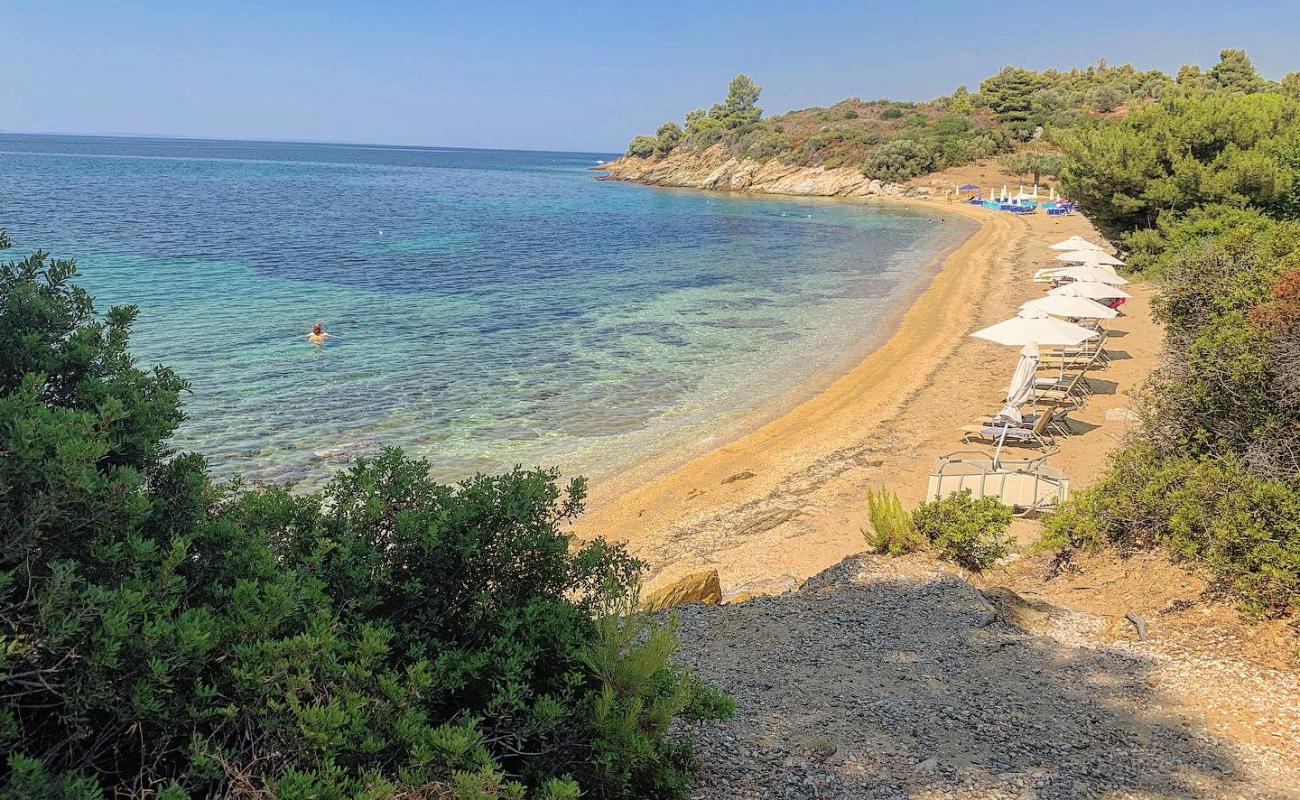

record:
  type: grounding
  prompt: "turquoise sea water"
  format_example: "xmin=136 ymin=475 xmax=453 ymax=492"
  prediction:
xmin=0 ymin=134 xmax=973 ymax=486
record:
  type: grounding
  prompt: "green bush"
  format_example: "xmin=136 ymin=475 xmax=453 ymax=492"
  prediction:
xmin=0 ymin=237 xmax=730 ymax=798
xmin=1047 ymin=65 xmax=1300 ymax=619
xmin=626 ymin=135 xmax=658 ymax=158
xmin=862 ymin=489 xmax=925 ymax=556
xmin=654 ymin=122 xmax=683 ymax=156
xmin=911 ymin=490 xmax=1014 ymax=572
xmin=1059 ymin=90 xmax=1300 ymax=237
xmin=863 ymin=140 xmax=935 ymax=182
xmin=1043 ymin=447 xmax=1300 ymax=617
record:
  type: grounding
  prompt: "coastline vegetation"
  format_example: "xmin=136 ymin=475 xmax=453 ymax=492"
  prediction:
xmin=864 ymin=489 xmax=1012 ymax=573
xmin=1043 ymin=52 xmax=1300 ymax=617
xmin=0 ymin=235 xmax=731 ymax=798
xmin=625 ymin=51 xmax=1300 ymax=186
xmin=912 ymin=491 xmax=1013 ymax=573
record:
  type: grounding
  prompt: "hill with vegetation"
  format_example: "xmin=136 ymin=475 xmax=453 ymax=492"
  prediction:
xmin=1044 ymin=60 xmax=1300 ymax=617
xmin=617 ymin=50 xmax=1300 ymax=187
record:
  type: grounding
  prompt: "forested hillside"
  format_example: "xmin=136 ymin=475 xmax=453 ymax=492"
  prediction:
xmin=624 ymin=50 xmax=1300 ymax=185
xmin=1043 ymin=57 xmax=1300 ymax=617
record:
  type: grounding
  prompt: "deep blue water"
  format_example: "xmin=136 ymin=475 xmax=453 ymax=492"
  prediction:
xmin=0 ymin=134 xmax=972 ymax=485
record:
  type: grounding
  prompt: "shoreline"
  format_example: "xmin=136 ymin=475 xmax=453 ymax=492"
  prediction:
xmin=581 ymin=193 xmax=980 ymax=506
xmin=572 ymin=186 xmax=1023 ymax=591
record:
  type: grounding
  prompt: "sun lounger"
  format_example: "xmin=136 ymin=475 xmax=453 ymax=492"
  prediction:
xmin=972 ymin=410 xmax=1073 ymax=438
xmin=1033 ymin=373 xmax=1090 ymax=406
xmin=958 ymin=408 xmax=1058 ymax=448
xmin=926 ymin=449 xmax=1070 ymax=514
xmin=1040 ymin=334 xmax=1109 ymax=370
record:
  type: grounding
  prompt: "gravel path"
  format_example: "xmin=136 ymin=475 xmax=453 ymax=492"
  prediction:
xmin=674 ymin=555 xmax=1300 ymax=799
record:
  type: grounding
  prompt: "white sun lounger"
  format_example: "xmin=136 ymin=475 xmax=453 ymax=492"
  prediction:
xmin=926 ymin=449 xmax=1070 ymax=515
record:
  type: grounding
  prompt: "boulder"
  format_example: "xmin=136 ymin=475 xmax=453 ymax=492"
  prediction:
xmin=980 ymin=586 xmax=1062 ymax=630
xmin=641 ymin=570 xmax=723 ymax=611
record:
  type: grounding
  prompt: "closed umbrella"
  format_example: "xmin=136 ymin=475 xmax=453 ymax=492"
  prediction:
xmin=1051 ymin=265 xmax=1129 ymax=285
xmin=1049 ymin=236 xmax=1103 ymax=251
xmin=1021 ymin=295 xmax=1119 ymax=320
xmin=1050 ymin=281 xmax=1132 ymax=301
xmin=1055 ymin=249 xmax=1124 ymax=267
xmin=971 ymin=308 xmax=1099 ymax=347
xmin=997 ymin=343 xmax=1040 ymax=424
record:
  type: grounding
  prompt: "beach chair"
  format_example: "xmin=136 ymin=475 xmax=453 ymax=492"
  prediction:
xmin=1040 ymin=332 xmax=1110 ymax=370
xmin=958 ymin=408 xmax=1059 ymax=449
xmin=926 ymin=449 xmax=1070 ymax=515
xmin=1037 ymin=349 xmax=1103 ymax=373
xmin=1033 ymin=373 xmax=1090 ymax=407
xmin=970 ymin=410 xmax=1073 ymax=439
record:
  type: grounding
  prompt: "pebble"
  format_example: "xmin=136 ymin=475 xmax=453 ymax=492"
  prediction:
xmin=673 ymin=555 xmax=1300 ymax=799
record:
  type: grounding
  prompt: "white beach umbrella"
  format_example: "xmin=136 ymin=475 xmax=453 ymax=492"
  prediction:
xmin=1050 ymin=281 xmax=1132 ymax=301
xmin=997 ymin=343 xmax=1040 ymax=424
xmin=1021 ymin=295 xmax=1119 ymax=320
xmin=1001 ymin=184 xmax=1008 ymax=201
xmin=971 ymin=308 xmax=1099 ymax=347
xmin=1049 ymin=236 xmax=1103 ymax=251
xmin=1055 ymin=249 xmax=1123 ymax=267
xmin=1051 ymin=265 xmax=1130 ymax=285
xmin=1032 ymin=184 xmax=1039 ymax=198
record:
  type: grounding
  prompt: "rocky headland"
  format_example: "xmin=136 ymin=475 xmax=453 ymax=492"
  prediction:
xmin=597 ymin=145 xmax=911 ymax=198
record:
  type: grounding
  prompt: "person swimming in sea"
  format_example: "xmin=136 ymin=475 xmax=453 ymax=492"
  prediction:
xmin=307 ymin=322 xmax=333 ymax=345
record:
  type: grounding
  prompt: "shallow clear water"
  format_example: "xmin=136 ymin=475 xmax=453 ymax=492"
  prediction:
xmin=0 ymin=134 xmax=973 ymax=486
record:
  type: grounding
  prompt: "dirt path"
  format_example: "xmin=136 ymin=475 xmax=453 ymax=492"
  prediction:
xmin=676 ymin=554 xmax=1300 ymax=800
xmin=589 ymin=162 xmax=1299 ymax=797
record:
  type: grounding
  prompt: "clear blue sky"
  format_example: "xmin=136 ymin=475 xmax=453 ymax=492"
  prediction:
xmin=6 ymin=0 xmax=1300 ymax=153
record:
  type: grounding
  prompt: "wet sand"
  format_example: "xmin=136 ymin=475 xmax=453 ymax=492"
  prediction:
xmin=572 ymin=167 xmax=1160 ymax=597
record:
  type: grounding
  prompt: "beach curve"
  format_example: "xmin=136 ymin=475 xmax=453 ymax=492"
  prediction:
xmin=571 ymin=195 xmax=1025 ymax=594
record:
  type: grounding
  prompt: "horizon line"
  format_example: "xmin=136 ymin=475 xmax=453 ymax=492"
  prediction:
xmin=0 ymin=129 xmax=622 ymax=158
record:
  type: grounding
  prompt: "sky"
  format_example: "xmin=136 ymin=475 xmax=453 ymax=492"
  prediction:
xmin=5 ymin=0 xmax=1300 ymax=153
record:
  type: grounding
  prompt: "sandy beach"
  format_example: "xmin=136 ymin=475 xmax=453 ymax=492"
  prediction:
xmin=572 ymin=163 xmax=1160 ymax=597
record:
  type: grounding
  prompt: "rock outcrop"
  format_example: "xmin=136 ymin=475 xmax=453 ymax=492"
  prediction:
xmin=640 ymin=569 xmax=723 ymax=611
xmin=597 ymin=146 xmax=906 ymax=199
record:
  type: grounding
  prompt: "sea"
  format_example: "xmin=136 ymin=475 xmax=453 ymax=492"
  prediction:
xmin=0 ymin=134 xmax=974 ymax=487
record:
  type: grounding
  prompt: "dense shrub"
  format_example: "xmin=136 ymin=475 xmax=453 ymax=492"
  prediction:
xmin=1049 ymin=66 xmax=1300 ymax=618
xmin=864 ymin=139 xmax=935 ymax=182
xmin=1059 ymin=90 xmax=1300 ymax=237
xmin=654 ymin=122 xmax=682 ymax=156
xmin=0 ymin=236 xmax=730 ymax=799
xmin=862 ymin=489 xmax=925 ymax=556
xmin=1042 ymin=448 xmax=1300 ymax=617
xmin=911 ymin=491 xmax=1013 ymax=572
xmin=626 ymin=135 xmax=658 ymax=158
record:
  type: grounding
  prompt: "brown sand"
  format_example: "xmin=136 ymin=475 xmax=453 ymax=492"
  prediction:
xmin=571 ymin=162 xmax=1161 ymax=598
